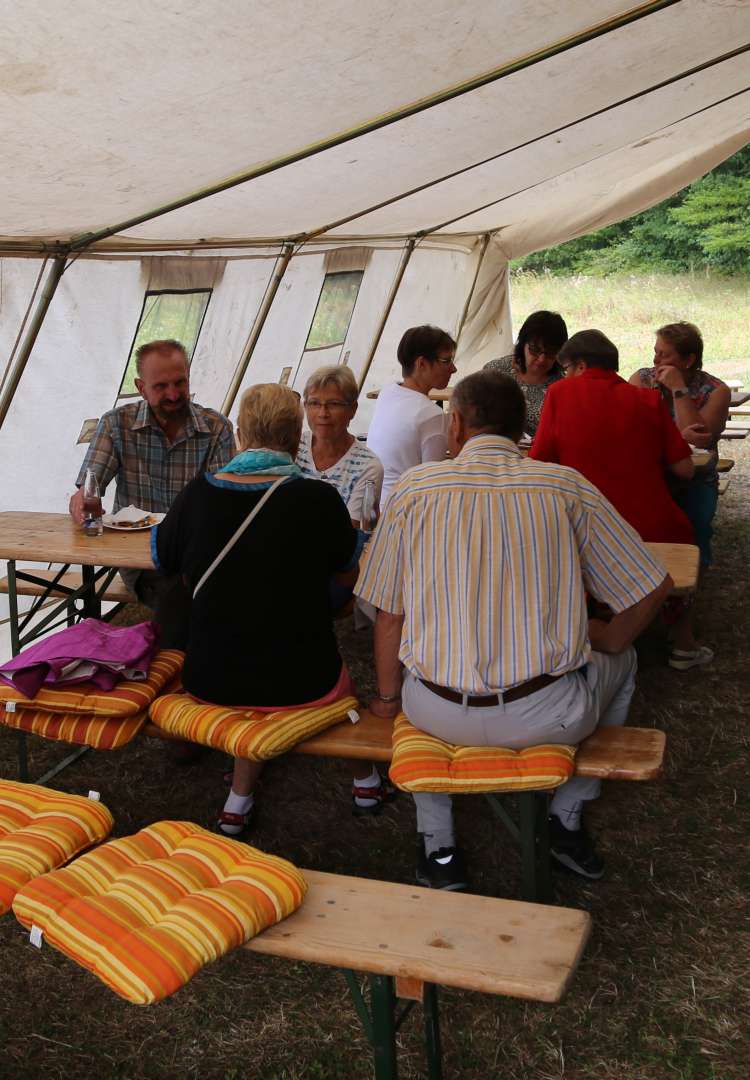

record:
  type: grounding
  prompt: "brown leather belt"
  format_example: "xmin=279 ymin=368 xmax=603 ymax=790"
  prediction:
xmin=418 ymin=672 xmax=564 ymax=708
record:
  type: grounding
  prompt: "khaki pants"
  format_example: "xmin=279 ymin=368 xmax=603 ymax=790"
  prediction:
xmin=402 ymin=648 xmax=638 ymax=849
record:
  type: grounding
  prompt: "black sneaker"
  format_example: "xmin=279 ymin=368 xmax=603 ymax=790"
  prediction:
xmin=548 ymin=815 xmax=604 ymax=880
xmin=416 ymin=844 xmax=469 ymax=891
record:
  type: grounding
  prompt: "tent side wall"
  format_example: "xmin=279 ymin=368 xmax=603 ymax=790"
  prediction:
xmin=0 ymin=239 xmax=507 ymax=514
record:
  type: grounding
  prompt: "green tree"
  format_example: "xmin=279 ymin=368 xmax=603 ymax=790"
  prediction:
xmin=513 ymin=145 xmax=749 ymax=276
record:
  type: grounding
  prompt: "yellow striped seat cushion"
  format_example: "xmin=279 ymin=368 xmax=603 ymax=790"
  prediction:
xmin=389 ymin=714 xmax=576 ymax=793
xmin=13 ymin=821 xmax=306 ymax=1004
xmin=0 ymin=650 xmax=184 ymax=717
xmin=149 ymin=693 xmax=359 ymax=760
xmin=0 ymin=706 xmax=149 ymax=749
xmin=0 ymin=781 xmax=113 ymax=915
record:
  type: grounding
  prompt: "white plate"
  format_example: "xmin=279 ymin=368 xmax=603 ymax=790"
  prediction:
xmin=102 ymin=512 xmax=165 ymax=531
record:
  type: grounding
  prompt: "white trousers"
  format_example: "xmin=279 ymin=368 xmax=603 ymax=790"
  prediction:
xmin=402 ymin=648 xmax=638 ymax=846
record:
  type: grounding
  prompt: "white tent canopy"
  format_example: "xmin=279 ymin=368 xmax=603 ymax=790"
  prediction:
xmin=0 ymin=0 xmax=748 ymax=514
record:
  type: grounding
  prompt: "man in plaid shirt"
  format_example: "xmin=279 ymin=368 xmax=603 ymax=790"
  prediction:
xmin=70 ymin=339 xmax=234 ymax=646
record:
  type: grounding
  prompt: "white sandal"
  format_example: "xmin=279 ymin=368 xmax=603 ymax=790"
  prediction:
xmin=668 ymin=645 xmax=714 ymax=671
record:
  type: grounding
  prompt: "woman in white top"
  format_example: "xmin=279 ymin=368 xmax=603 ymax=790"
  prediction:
xmin=297 ymin=364 xmax=383 ymax=526
xmin=366 ymin=325 xmax=457 ymax=505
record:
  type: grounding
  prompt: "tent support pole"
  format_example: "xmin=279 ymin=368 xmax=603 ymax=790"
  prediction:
xmin=357 ymin=238 xmax=416 ymax=391
xmin=455 ymin=232 xmax=492 ymax=345
xmin=221 ymin=242 xmax=295 ymax=416
xmin=0 ymin=254 xmax=68 ymax=433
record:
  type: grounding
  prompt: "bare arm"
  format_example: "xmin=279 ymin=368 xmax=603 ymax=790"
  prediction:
xmin=668 ymin=456 xmax=695 ymax=480
xmin=654 ymin=365 xmax=730 ymax=442
xmin=370 ymin=609 xmax=405 ymax=718
xmin=588 ymin=574 xmax=672 ymax=653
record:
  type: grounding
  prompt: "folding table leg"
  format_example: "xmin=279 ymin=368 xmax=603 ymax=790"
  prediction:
xmin=369 ymin=974 xmax=399 ymax=1080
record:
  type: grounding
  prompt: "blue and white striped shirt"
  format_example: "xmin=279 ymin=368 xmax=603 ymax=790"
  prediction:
xmin=356 ymin=434 xmax=666 ymax=693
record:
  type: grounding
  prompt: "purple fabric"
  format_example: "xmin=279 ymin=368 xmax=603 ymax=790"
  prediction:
xmin=0 ymin=619 xmax=159 ymax=699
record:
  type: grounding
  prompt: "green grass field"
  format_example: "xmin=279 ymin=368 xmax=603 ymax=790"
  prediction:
xmin=510 ymin=271 xmax=750 ymax=384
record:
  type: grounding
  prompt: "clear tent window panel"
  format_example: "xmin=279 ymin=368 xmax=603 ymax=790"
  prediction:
xmin=117 ymin=289 xmax=212 ymax=397
xmin=304 ymin=271 xmax=363 ymax=351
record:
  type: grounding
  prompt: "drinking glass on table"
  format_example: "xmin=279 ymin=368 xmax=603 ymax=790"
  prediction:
xmin=360 ymin=480 xmax=379 ymax=534
xmin=82 ymin=468 xmax=103 ymax=537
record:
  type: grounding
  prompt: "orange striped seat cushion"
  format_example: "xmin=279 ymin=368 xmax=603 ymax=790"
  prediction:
xmin=389 ymin=714 xmax=576 ymax=793
xmin=0 ymin=781 xmax=113 ymax=915
xmin=149 ymin=693 xmax=359 ymax=760
xmin=0 ymin=706 xmax=149 ymax=749
xmin=13 ymin=821 xmax=306 ymax=1004
xmin=0 ymin=650 xmax=184 ymax=717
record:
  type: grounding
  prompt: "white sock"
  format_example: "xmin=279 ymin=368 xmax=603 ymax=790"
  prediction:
xmin=423 ymin=829 xmax=455 ymax=857
xmin=224 ymin=789 xmax=254 ymax=815
xmin=353 ymin=766 xmax=381 ymax=808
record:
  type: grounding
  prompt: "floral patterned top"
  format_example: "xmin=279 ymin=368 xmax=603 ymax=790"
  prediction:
xmin=483 ymin=354 xmax=564 ymax=435
xmin=635 ymin=367 xmax=727 ymax=483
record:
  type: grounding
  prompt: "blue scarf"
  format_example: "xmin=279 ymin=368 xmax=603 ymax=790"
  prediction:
xmin=220 ymin=448 xmax=303 ymax=477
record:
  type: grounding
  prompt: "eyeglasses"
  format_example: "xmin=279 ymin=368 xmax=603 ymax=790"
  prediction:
xmin=526 ymin=344 xmax=557 ymax=359
xmin=304 ymin=399 xmax=354 ymax=410
xmin=431 ymin=353 xmax=456 ymax=365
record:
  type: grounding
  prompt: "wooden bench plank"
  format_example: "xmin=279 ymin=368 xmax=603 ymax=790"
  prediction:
xmin=294 ymin=712 xmax=666 ymax=780
xmin=717 ymin=458 xmax=734 ymax=473
xmin=718 ymin=477 xmax=730 ymax=495
xmin=246 ymin=869 xmax=591 ymax=1003
xmin=645 ymin=542 xmax=699 ymax=595
xmin=0 ymin=570 xmax=135 ymax=604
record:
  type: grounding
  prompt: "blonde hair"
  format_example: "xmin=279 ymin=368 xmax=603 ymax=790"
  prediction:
xmin=237 ymin=384 xmax=302 ymax=455
xmin=656 ymin=321 xmax=704 ymax=369
xmin=303 ymin=364 xmax=358 ymax=404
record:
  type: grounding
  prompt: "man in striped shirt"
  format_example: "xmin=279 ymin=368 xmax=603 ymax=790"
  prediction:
xmin=356 ymin=370 xmax=671 ymax=890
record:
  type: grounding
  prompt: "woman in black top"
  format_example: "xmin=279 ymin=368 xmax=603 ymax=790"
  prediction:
xmin=155 ymin=383 xmax=360 ymax=833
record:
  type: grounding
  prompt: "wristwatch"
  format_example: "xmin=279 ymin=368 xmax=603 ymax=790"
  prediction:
xmin=673 ymin=388 xmax=690 ymax=399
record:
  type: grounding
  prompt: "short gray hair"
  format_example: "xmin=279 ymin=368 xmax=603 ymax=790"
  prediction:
xmin=303 ymin=364 xmax=358 ymax=404
xmin=452 ymin=371 xmax=526 ymax=441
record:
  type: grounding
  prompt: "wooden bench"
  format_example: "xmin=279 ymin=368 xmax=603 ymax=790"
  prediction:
xmin=718 ymin=477 xmax=730 ymax=496
xmin=144 ymin=709 xmax=665 ymax=903
xmin=248 ymin=868 xmax=591 ymax=1079
xmin=717 ymin=458 xmax=734 ymax=473
xmin=299 ymin=714 xmax=664 ymax=904
xmin=0 ymin=569 xmax=135 ymax=604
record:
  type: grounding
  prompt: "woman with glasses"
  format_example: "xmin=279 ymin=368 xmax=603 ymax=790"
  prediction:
xmin=367 ymin=324 xmax=457 ymax=506
xmin=484 ymin=310 xmax=568 ymax=435
xmin=298 ymin=364 xmax=383 ymax=527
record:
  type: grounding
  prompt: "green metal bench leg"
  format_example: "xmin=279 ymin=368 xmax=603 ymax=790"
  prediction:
xmin=423 ymin=983 xmax=443 ymax=1080
xmin=16 ymin=732 xmax=29 ymax=782
xmin=369 ymin=974 xmax=399 ymax=1080
xmin=518 ymin=791 xmax=553 ymax=904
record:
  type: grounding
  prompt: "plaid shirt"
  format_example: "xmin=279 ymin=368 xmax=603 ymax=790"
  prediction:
xmin=76 ymin=400 xmax=235 ymax=514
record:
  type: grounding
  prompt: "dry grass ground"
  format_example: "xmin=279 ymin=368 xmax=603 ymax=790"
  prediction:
xmin=1 ymin=447 xmax=748 ymax=1080
xmin=510 ymin=271 xmax=750 ymax=386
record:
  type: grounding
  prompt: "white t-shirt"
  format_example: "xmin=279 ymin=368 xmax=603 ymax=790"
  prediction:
xmin=296 ymin=432 xmax=384 ymax=522
xmin=366 ymin=383 xmax=448 ymax=505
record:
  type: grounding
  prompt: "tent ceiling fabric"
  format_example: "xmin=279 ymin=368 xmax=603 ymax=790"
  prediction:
xmin=0 ymin=0 xmax=748 ymax=255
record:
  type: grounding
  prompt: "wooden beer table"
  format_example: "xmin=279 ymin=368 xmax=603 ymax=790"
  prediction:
xmin=0 ymin=512 xmax=155 ymax=783
xmin=0 ymin=512 xmax=153 ymax=656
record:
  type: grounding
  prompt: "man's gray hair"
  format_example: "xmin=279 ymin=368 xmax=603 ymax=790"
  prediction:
xmin=451 ymin=371 xmax=526 ymax=441
xmin=134 ymin=339 xmax=188 ymax=378
xmin=303 ymin=364 xmax=358 ymax=403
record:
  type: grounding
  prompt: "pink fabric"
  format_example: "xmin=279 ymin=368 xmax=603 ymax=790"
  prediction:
xmin=192 ymin=663 xmax=355 ymax=713
xmin=0 ymin=619 xmax=159 ymax=698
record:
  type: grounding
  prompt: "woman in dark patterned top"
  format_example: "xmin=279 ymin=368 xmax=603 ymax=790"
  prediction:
xmin=484 ymin=310 xmax=568 ymax=435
